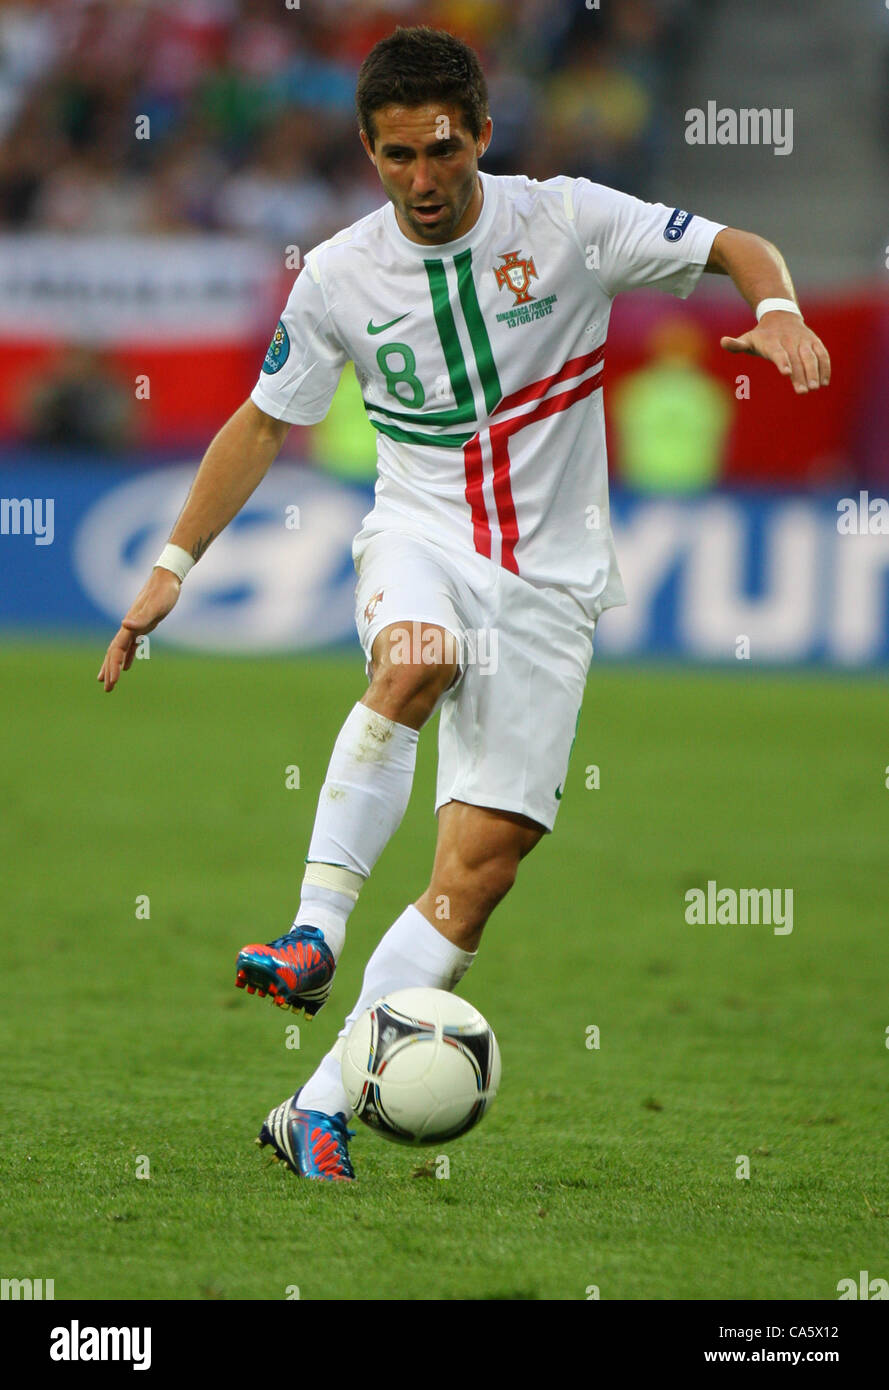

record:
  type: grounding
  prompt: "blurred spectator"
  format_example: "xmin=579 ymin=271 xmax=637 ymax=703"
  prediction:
xmin=0 ymin=0 xmax=695 ymax=242
xmin=542 ymin=35 xmax=655 ymax=193
xmin=23 ymin=345 xmax=138 ymax=452
xmin=212 ymin=115 xmax=337 ymax=245
xmin=309 ymin=365 xmax=378 ymax=482
xmin=611 ymin=316 xmax=733 ymax=492
xmin=0 ymin=1 xmax=61 ymax=140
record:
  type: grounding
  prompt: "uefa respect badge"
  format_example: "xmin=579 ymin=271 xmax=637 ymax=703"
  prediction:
xmin=262 ymin=320 xmax=290 ymax=374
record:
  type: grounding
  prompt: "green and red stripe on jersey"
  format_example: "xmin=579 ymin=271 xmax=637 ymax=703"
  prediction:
xmin=464 ymin=344 xmax=606 ymax=573
xmin=361 ymin=245 xmax=605 ymax=575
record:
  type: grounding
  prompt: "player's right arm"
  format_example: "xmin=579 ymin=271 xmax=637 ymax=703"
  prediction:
xmin=100 ymin=249 xmax=348 ymax=692
xmin=97 ymin=398 xmax=290 ymax=692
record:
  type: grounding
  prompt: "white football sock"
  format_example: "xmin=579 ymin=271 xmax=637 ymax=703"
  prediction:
xmin=307 ymin=703 xmax=419 ymax=878
xmin=293 ymin=881 xmax=353 ymax=961
xmin=291 ymin=702 xmax=419 ymax=958
xmin=297 ymin=904 xmax=476 ymax=1117
xmin=339 ymin=905 xmax=476 ymax=1033
xmin=297 ymin=1045 xmax=349 ymax=1118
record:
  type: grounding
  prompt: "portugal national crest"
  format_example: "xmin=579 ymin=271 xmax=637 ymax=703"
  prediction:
xmin=364 ymin=589 xmax=384 ymax=623
xmin=494 ymin=250 xmax=538 ymax=306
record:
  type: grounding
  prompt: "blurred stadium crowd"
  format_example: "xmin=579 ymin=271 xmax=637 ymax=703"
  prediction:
xmin=0 ymin=0 xmax=699 ymax=246
xmin=0 ymin=0 xmax=880 ymax=492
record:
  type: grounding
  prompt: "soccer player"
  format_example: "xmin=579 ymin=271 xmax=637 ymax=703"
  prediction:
xmin=98 ymin=27 xmax=830 ymax=1181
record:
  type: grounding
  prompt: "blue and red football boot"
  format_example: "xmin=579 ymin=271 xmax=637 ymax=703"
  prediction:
xmin=257 ymin=1091 xmax=355 ymax=1182
xmin=235 ymin=926 xmax=335 ymax=1018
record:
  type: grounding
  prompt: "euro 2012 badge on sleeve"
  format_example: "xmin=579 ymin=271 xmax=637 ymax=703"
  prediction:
xmin=262 ymin=320 xmax=290 ymax=374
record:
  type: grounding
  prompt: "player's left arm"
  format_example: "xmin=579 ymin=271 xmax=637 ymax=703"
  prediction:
xmin=704 ymin=227 xmax=830 ymax=394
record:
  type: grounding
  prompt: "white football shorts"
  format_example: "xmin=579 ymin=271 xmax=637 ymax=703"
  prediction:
xmin=353 ymin=529 xmax=596 ymax=832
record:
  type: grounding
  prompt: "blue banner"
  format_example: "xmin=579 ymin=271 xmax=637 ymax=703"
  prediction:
xmin=2 ymin=457 xmax=888 ymax=665
xmin=0 ymin=457 xmax=372 ymax=650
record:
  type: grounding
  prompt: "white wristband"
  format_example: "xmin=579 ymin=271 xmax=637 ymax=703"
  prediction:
xmin=154 ymin=543 xmax=194 ymax=582
xmin=755 ymin=297 xmax=802 ymax=322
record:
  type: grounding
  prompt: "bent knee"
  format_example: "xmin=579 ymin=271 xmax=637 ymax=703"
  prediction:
xmin=369 ymin=655 xmax=456 ymax=708
xmin=368 ymin=623 xmax=459 ymax=721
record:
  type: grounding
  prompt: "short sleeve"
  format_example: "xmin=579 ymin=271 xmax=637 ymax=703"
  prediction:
xmin=571 ymin=178 xmax=725 ymax=300
xmin=250 ymin=255 xmax=348 ymax=425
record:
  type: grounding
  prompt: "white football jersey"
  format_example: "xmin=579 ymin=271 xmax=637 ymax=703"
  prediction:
xmin=251 ymin=170 xmax=724 ymax=617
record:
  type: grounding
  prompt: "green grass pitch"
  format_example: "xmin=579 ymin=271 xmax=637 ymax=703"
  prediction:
xmin=1 ymin=639 xmax=887 ymax=1301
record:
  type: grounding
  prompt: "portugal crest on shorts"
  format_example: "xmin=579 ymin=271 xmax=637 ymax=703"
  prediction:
xmin=364 ymin=589 xmax=384 ymax=622
xmin=495 ymin=250 xmax=538 ymax=306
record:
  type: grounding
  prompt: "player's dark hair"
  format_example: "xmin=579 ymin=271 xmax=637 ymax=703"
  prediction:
xmin=356 ymin=26 xmax=489 ymax=149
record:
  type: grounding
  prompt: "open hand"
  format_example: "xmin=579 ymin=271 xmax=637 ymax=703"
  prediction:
xmin=97 ymin=567 xmax=182 ymax=692
xmin=720 ymin=311 xmax=830 ymax=394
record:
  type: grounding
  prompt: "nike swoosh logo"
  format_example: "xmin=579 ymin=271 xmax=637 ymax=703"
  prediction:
xmin=554 ymin=784 xmax=563 ymax=801
xmin=367 ymin=314 xmax=409 ymax=335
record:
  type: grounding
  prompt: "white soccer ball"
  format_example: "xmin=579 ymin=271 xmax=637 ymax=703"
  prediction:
xmin=340 ymin=987 xmax=501 ymax=1145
